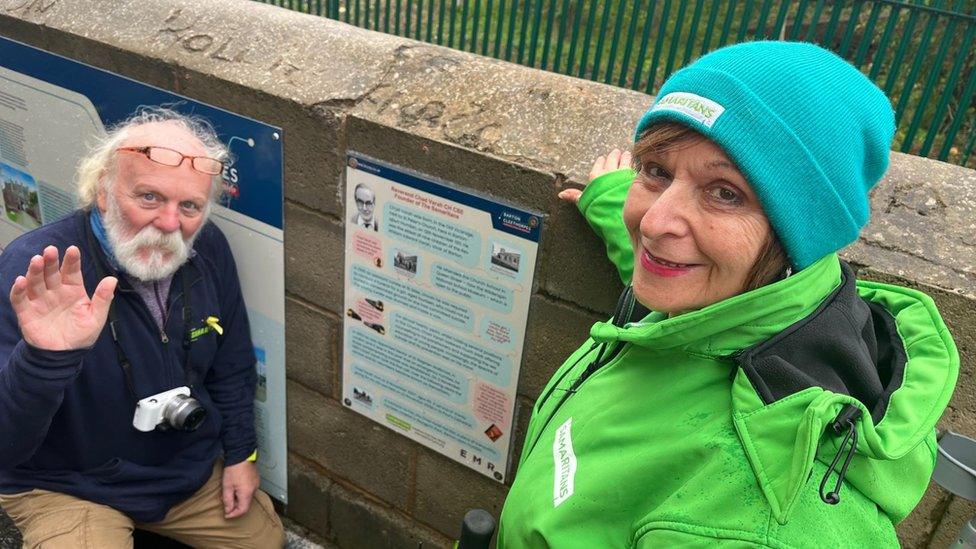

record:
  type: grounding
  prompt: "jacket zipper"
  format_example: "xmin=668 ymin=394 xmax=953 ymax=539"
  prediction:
xmin=115 ymin=267 xmax=204 ymax=391
xmin=534 ymin=342 xmax=599 ymax=414
xmin=525 ymin=287 xmax=640 ymax=457
xmin=524 ymin=339 xmax=628 ymax=458
xmin=84 ymin=215 xmax=203 ymax=391
xmin=548 ymin=340 xmax=624 ymax=411
xmin=539 ymin=297 xmax=638 ymax=412
xmin=116 ymin=286 xmax=168 ymax=344
xmin=153 ymin=282 xmax=170 ymax=343
xmin=567 ymin=345 xmax=614 ymax=392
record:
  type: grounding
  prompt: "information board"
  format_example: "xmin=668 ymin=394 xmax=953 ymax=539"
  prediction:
xmin=0 ymin=37 xmax=288 ymax=502
xmin=343 ymin=153 xmax=542 ymax=482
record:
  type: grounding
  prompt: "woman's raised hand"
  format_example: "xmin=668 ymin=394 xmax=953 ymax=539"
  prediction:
xmin=9 ymin=245 xmax=117 ymax=351
xmin=558 ymin=148 xmax=632 ymax=204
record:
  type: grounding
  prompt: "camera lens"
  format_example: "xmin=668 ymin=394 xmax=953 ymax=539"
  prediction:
xmin=163 ymin=394 xmax=207 ymax=432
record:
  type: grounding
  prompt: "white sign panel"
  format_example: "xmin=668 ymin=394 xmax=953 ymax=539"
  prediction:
xmin=342 ymin=153 xmax=542 ymax=482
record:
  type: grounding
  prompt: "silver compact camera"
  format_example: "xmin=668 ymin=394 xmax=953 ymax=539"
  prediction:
xmin=132 ymin=386 xmax=207 ymax=432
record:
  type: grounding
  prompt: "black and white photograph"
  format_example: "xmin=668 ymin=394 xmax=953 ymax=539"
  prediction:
xmin=350 ymin=182 xmax=379 ymax=231
xmin=352 ymin=386 xmax=373 ymax=406
xmin=393 ymin=250 xmax=418 ymax=276
xmin=490 ymin=242 xmax=521 ymax=274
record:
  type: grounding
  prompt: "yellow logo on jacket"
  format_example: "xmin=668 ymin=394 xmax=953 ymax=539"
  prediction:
xmin=189 ymin=316 xmax=224 ymax=341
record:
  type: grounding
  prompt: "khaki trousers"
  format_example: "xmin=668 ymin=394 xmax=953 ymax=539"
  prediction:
xmin=0 ymin=463 xmax=284 ymax=549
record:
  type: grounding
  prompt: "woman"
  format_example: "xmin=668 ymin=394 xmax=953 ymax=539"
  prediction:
xmin=498 ymin=42 xmax=958 ymax=548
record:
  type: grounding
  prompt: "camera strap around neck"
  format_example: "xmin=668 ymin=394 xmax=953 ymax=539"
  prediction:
xmin=86 ymin=225 xmax=196 ymax=401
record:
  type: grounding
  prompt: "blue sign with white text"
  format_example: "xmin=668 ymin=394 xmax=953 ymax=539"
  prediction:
xmin=0 ymin=35 xmax=288 ymax=503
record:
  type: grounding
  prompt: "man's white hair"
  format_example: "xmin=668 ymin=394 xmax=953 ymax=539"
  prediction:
xmin=75 ymin=106 xmax=230 ymax=209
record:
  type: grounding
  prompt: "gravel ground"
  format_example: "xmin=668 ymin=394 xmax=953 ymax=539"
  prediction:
xmin=0 ymin=507 xmax=21 ymax=549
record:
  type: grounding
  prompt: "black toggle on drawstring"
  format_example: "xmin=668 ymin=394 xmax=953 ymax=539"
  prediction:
xmin=819 ymin=404 xmax=862 ymax=505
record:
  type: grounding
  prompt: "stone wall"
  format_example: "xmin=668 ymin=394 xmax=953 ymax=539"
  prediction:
xmin=1 ymin=1 xmax=974 ymax=547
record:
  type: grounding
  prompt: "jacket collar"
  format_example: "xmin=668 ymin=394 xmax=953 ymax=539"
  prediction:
xmin=589 ymin=254 xmax=843 ymax=357
xmin=590 ymin=253 xmax=957 ymax=524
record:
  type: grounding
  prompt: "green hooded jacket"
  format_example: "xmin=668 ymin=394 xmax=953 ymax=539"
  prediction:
xmin=498 ymin=169 xmax=959 ymax=548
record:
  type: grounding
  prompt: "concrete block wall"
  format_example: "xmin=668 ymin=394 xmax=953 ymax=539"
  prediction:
xmin=1 ymin=1 xmax=973 ymax=547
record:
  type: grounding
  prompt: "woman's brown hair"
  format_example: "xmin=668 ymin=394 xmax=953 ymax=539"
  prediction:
xmin=633 ymin=123 xmax=790 ymax=292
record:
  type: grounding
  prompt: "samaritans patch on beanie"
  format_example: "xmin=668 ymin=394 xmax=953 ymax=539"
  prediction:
xmin=650 ymin=92 xmax=726 ymax=128
xmin=634 ymin=41 xmax=895 ymax=270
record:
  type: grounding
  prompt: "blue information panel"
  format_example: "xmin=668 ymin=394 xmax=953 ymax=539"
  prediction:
xmin=0 ymin=37 xmax=288 ymax=502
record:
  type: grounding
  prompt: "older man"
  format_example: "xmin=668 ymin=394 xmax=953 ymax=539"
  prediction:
xmin=0 ymin=108 xmax=284 ymax=547
xmin=350 ymin=183 xmax=379 ymax=231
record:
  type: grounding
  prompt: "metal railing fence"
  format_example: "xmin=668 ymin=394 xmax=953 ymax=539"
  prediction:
xmin=256 ymin=0 xmax=976 ymax=169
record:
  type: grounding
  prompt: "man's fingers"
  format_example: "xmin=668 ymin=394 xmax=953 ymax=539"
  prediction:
xmin=25 ymin=255 xmax=45 ymax=300
xmin=226 ymin=489 xmax=253 ymax=519
xmin=621 ymin=151 xmax=633 ymax=169
xmin=237 ymin=491 xmax=254 ymax=516
xmin=90 ymin=277 xmax=118 ymax=322
xmin=605 ymin=149 xmax=622 ymax=170
xmin=221 ymin=462 xmax=260 ymax=519
xmin=9 ymin=276 xmax=28 ymax=310
xmin=61 ymin=246 xmax=83 ymax=286
xmin=42 ymin=246 xmax=62 ymax=291
xmin=222 ymin=481 xmax=235 ymax=516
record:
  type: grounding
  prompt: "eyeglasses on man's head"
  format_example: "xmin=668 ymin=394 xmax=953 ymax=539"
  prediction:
xmin=117 ymin=146 xmax=224 ymax=176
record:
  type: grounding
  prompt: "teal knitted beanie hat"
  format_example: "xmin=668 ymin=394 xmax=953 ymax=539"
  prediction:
xmin=634 ymin=41 xmax=895 ymax=270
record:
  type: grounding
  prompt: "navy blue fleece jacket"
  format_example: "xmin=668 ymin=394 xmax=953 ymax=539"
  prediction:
xmin=0 ymin=210 xmax=256 ymax=522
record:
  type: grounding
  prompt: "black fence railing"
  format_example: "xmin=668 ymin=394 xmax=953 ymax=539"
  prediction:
xmin=257 ymin=0 xmax=976 ymax=169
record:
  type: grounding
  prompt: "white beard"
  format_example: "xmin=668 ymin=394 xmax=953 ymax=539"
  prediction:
xmin=103 ymin=199 xmax=202 ymax=281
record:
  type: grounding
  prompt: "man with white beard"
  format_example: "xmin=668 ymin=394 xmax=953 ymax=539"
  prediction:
xmin=0 ymin=108 xmax=284 ymax=547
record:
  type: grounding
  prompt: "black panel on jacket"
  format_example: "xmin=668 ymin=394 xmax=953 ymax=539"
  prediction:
xmin=735 ymin=262 xmax=907 ymax=425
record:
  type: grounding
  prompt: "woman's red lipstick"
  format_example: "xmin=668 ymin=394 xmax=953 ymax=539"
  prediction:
xmin=639 ymin=250 xmax=698 ymax=278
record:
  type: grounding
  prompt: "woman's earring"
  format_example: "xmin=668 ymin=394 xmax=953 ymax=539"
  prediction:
xmin=783 ymin=266 xmax=793 ymax=279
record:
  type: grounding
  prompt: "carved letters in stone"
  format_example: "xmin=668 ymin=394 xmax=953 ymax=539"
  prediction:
xmin=157 ymin=8 xmax=251 ymax=65
xmin=3 ymin=0 xmax=57 ymax=16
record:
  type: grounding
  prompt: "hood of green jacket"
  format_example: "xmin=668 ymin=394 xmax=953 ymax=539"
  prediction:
xmin=588 ymin=254 xmax=958 ymax=524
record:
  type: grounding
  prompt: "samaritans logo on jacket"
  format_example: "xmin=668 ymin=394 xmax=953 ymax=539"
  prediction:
xmin=552 ymin=417 xmax=577 ymax=507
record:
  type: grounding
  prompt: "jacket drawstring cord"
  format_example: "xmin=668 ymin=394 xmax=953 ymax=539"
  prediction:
xmin=819 ymin=404 xmax=863 ymax=505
